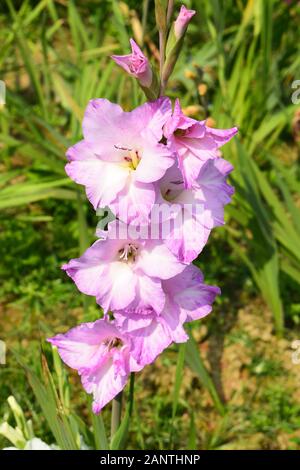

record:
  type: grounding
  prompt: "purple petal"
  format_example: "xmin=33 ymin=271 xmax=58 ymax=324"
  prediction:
xmin=47 ymin=319 xmax=126 ymax=372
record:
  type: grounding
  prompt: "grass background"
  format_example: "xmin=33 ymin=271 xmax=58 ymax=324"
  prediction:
xmin=0 ymin=0 xmax=300 ymax=450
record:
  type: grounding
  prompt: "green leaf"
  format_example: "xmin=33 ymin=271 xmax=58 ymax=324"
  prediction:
xmin=169 ymin=342 xmax=186 ymax=447
xmin=12 ymin=349 xmax=79 ymax=450
xmin=110 ymin=374 xmax=135 ymax=450
xmin=185 ymin=332 xmax=225 ymax=415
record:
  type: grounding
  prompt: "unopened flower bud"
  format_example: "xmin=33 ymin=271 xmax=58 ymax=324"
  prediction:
xmin=163 ymin=6 xmax=196 ymax=88
xmin=174 ymin=5 xmax=196 ymax=39
xmin=111 ymin=38 xmax=153 ymax=88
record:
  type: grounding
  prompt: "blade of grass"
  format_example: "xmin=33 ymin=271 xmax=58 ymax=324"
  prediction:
xmin=170 ymin=342 xmax=186 ymax=447
xmin=185 ymin=332 xmax=225 ymax=415
xmin=6 ymin=0 xmax=47 ymax=116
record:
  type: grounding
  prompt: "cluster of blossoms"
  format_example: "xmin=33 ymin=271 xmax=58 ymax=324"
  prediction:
xmin=49 ymin=6 xmax=237 ymax=414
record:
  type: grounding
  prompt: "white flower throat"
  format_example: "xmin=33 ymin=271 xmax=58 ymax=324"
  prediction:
xmin=114 ymin=145 xmax=141 ymax=170
xmin=163 ymin=179 xmax=185 ymax=202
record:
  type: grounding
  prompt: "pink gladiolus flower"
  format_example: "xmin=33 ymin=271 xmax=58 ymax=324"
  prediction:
xmin=115 ymin=264 xmax=220 ymax=365
xmin=48 ymin=268 xmax=220 ymax=413
xmin=164 ymin=99 xmax=238 ymax=188
xmin=48 ymin=319 xmax=141 ymax=413
xmin=62 ymin=222 xmax=186 ymax=314
xmin=174 ymin=5 xmax=196 ymax=39
xmin=66 ymin=97 xmax=174 ymax=223
xmin=49 ymin=0 xmax=238 ymax=416
xmin=156 ymin=157 xmax=234 ymax=262
xmin=111 ymin=39 xmax=152 ymax=88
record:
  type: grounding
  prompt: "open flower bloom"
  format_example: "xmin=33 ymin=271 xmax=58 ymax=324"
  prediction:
xmin=115 ymin=264 xmax=220 ymax=365
xmin=111 ymin=38 xmax=152 ymax=88
xmin=55 ymin=87 xmax=236 ymax=414
xmin=48 ymin=320 xmax=141 ymax=413
xmin=66 ymin=97 xmax=174 ymax=223
xmin=155 ymin=157 xmax=234 ymax=262
xmin=62 ymin=221 xmax=186 ymax=314
xmin=164 ymin=99 xmax=238 ymax=188
xmin=174 ymin=5 xmax=196 ymax=39
xmin=48 ymin=267 xmax=219 ymax=412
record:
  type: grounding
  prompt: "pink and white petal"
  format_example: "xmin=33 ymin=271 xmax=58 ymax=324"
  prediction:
xmin=110 ymin=53 xmax=132 ymax=74
xmin=62 ymin=258 xmax=107 ymax=298
xmin=96 ymin=262 xmax=137 ymax=312
xmin=82 ymin=360 xmax=128 ymax=413
xmin=184 ymin=284 xmax=220 ymax=321
xmin=136 ymin=240 xmax=186 ymax=279
xmin=129 ymin=354 xmax=144 ymax=373
xmin=114 ymin=310 xmax=154 ymax=333
xmin=175 ymin=135 xmax=217 ymax=160
xmin=163 ymin=265 xmax=220 ymax=320
xmin=195 ymin=158 xmax=234 ymax=192
xmin=66 ymin=139 xmax=94 ymax=162
xmin=129 ymin=37 xmax=144 ymax=55
xmin=82 ymin=99 xmax=123 ymax=144
xmin=158 ymin=162 xmax=185 ymax=202
xmin=47 ymin=320 xmax=123 ymax=372
xmin=196 ymin=199 xmax=226 ymax=228
xmin=205 ymin=125 xmax=238 ymax=148
xmin=131 ymin=97 xmax=172 ymax=140
xmin=163 ymin=264 xmax=204 ymax=297
xmin=160 ymin=300 xmax=189 ymax=343
xmin=177 ymin=150 xmax=204 ymax=188
xmin=164 ymin=98 xmax=195 ymax=137
xmin=213 ymin=157 xmax=234 ymax=177
xmin=194 ymin=158 xmax=234 ymax=227
xmin=129 ymin=321 xmax=172 ymax=366
xmin=175 ymin=125 xmax=237 ymax=177
xmin=109 ymin=177 xmax=155 ymax=223
xmin=135 ymin=141 xmax=175 ymax=183
xmin=135 ymin=273 xmax=166 ymax=313
xmin=165 ymin=210 xmax=210 ymax=263
xmin=62 ymin=238 xmax=126 ymax=299
xmin=83 ymin=97 xmax=170 ymax=155
xmin=66 ymin=159 xmax=129 ymax=210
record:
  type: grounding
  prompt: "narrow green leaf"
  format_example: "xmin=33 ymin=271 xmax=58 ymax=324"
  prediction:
xmin=110 ymin=373 xmax=135 ymax=450
xmin=91 ymin=412 xmax=109 ymax=450
xmin=185 ymin=332 xmax=225 ymax=415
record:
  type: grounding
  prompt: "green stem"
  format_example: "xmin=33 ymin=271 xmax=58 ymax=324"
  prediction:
xmin=166 ymin=0 xmax=174 ymax=27
xmin=111 ymin=391 xmax=123 ymax=439
xmin=159 ymin=29 xmax=167 ymax=95
xmin=159 ymin=29 xmax=166 ymax=78
xmin=141 ymin=0 xmax=150 ymax=46
xmin=170 ymin=342 xmax=186 ymax=448
xmin=128 ymin=373 xmax=135 ymax=416
xmin=76 ymin=191 xmax=91 ymax=320
xmin=109 ymin=374 xmax=135 ymax=450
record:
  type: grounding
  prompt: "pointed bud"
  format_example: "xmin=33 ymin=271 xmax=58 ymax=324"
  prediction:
xmin=163 ymin=6 xmax=196 ymax=87
xmin=111 ymin=39 xmax=159 ymax=100
xmin=174 ymin=5 xmax=196 ymax=39
xmin=111 ymin=38 xmax=153 ymax=88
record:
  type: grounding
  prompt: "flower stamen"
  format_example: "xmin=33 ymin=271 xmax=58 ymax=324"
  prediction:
xmin=104 ymin=337 xmax=123 ymax=351
xmin=118 ymin=243 xmax=139 ymax=263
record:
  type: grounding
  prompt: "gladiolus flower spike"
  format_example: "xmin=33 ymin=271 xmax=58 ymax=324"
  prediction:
xmin=48 ymin=3 xmax=238 ymax=414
